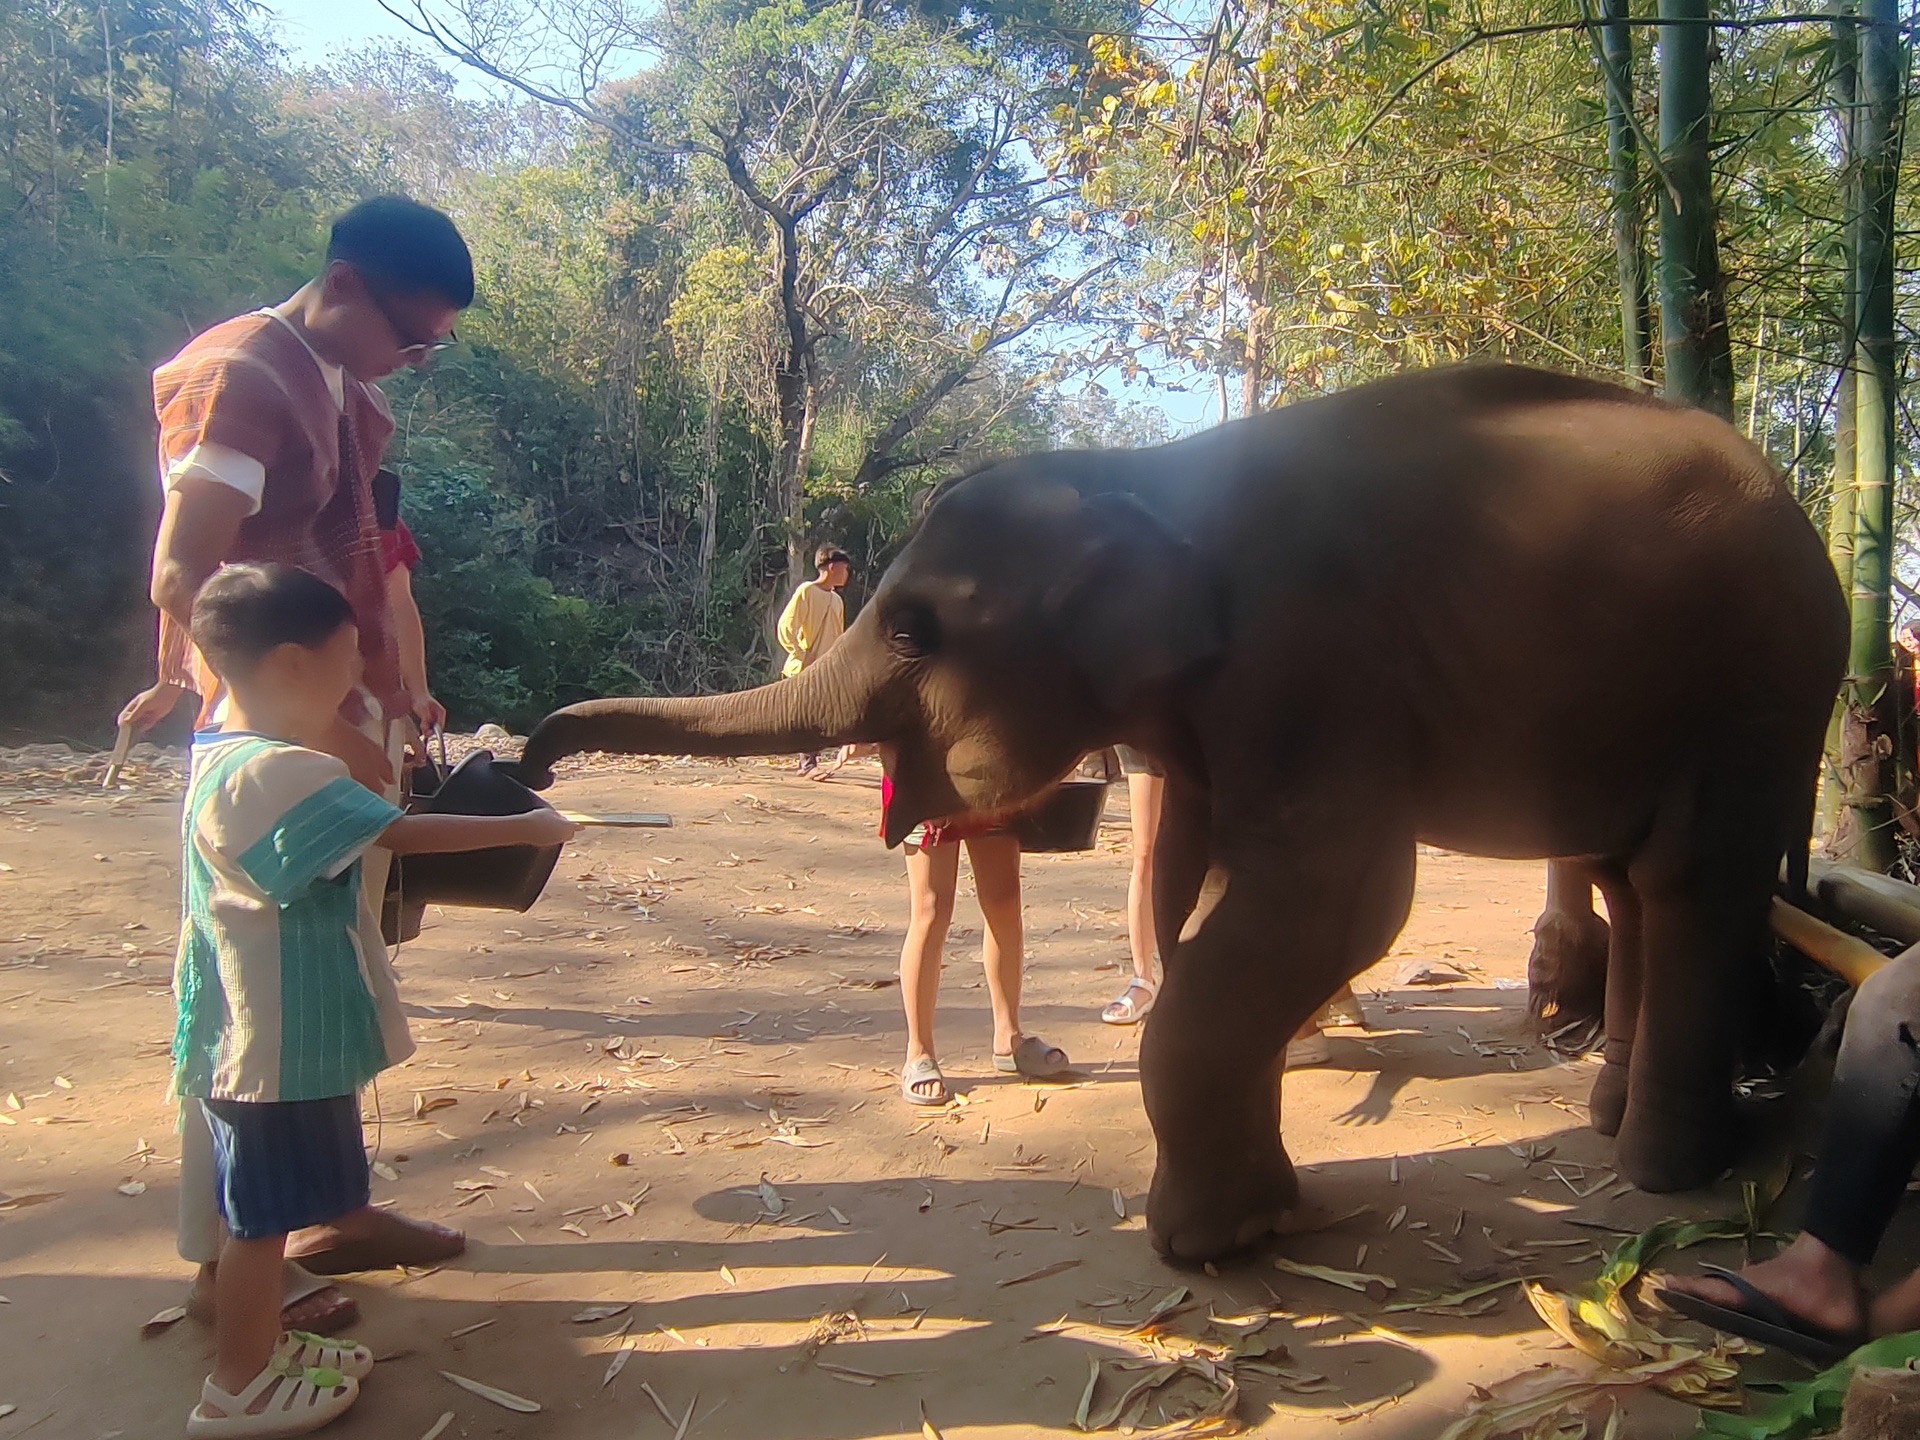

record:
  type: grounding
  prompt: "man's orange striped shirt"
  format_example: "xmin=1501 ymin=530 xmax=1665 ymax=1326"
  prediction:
xmin=152 ymin=313 xmax=404 ymax=723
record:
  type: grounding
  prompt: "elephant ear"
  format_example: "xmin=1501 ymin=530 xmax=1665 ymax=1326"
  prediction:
xmin=1043 ymin=491 xmax=1225 ymax=712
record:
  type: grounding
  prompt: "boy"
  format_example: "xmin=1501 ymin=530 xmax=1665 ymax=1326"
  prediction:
xmin=174 ymin=563 xmax=575 ymax=1436
xmin=776 ymin=545 xmax=852 ymax=773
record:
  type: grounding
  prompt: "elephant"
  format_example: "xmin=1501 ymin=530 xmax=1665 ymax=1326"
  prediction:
xmin=518 ymin=364 xmax=1848 ymax=1263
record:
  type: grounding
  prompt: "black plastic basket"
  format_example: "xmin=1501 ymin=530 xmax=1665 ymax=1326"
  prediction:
xmin=381 ymin=747 xmax=562 ymax=945
xmin=1011 ymin=750 xmax=1119 ymax=853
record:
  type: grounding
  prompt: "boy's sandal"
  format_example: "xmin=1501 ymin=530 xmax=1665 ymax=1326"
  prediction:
xmin=185 ymin=1357 xmax=359 ymax=1438
xmin=994 ymin=1034 xmax=1072 ymax=1079
xmin=901 ymin=1055 xmax=950 ymax=1106
xmin=278 ymin=1329 xmax=374 ymax=1380
xmin=1100 ymin=978 xmax=1158 ymax=1025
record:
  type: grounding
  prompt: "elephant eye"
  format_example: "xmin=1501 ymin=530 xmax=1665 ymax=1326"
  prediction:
xmin=886 ymin=604 xmax=940 ymax=659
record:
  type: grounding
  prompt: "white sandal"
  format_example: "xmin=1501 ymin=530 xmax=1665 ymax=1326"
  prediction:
xmin=1100 ymin=977 xmax=1158 ymax=1025
xmin=277 ymin=1330 xmax=373 ymax=1381
xmin=185 ymin=1354 xmax=359 ymax=1437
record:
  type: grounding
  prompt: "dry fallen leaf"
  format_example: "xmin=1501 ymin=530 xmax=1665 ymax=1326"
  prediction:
xmin=920 ymin=1400 xmax=944 ymax=1440
xmin=720 ymin=1265 xmax=738 ymax=1287
xmin=829 ymin=1206 xmax=850 ymax=1226
xmin=372 ymin=1161 xmax=400 ymax=1182
xmin=448 ymin=1319 xmax=495 ymax=1340
xmin=441 ymin=1370 xmax=541 ymax=1412
xmin=1271 ymin=1255 xmax=1395 ymax=1293
xmin=141 ymin=1305 xmax=188 ymax=1337
xmin=603 ymin=1335 xmax=635 ymax=1387
xmin=1111 ymin=1188 xmax=1126 ymax=1219
xmin=418 ymin=1413 xmax=455 ymax=1440
xmin=117 ymin=1180 xmax=147 ymax=1197
xmin=571 ymin=1304 xmax=631 ymax=1323
xmin=998 ymin=1259 xmax=1082 ymax=1288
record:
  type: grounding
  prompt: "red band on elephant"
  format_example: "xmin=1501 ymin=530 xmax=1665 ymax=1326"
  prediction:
xmin=879 ymin=772 xmax=1001 ymax=848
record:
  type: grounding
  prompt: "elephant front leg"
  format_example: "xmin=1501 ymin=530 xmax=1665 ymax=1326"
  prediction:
xmin=1142 ymin=826 xmax=1416 ymax=1263
xmin=1528 ymin=860 xmax=1610 ymax=1030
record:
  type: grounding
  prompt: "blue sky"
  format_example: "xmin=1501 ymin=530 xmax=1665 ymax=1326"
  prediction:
xmin=271 ymin=0 xmax=426 ymax=64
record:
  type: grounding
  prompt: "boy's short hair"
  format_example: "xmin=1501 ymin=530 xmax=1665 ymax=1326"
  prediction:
xmin=191 ymin=564 xmax=356 ymax=679
xmin=816 ymin=545 xmax=851 ymax=571
xmin=327 ymin=195 xmax=475 ymax=309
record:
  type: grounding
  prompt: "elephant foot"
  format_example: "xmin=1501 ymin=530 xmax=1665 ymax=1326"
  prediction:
xmin=1527 ymin=909 xmax=1610 ymax=1030
xmin=1147 ymin=1144 xmax=1300 ymax=1265
xmin=1614 ymin=1088 xmax=1734 ymax=1194
xmin=1589 ymin=1041 xmax=1631 ymax=1138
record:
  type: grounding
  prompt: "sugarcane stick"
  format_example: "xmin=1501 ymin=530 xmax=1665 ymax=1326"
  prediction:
xmin=101 ymin=722 xmax=135 ymax=790
xmin=1770 ymin=896 xmax=1900 ymax=988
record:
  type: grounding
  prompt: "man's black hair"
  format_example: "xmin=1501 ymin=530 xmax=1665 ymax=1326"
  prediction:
xmin=327 ymin=195 xmax=475 ymax=309
xmin=191 ymin=563 xmax=356 ymax=679
xmin=815 ymin=544 xmax=852 ymax=570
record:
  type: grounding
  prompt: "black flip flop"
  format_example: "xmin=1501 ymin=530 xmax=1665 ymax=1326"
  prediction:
xmin=1657 ymin=1264 xmax=1863 ymax=1367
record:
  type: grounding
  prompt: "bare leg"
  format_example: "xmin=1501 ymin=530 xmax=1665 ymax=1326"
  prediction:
xmin=211 ymin=1233 xmax=288 ymax=1401
xmin=1589 ymin=863 xmax=1641 ymax=1138
xmin=900 ymin=841 xmax=958 ymax=1100
xmin=1126 ymin=773 xmax=1163 ymax=984
xmin=966 ymin=833 xmax=1025 ymax=1055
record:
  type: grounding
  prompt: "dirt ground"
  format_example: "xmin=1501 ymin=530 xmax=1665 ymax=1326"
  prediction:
xmin=0 ymin=750 xmax=1897 ymax=1439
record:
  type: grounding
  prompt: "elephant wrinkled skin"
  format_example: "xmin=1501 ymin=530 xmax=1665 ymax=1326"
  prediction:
xmin=520 ymin=365 xmax=1847 ymax=1263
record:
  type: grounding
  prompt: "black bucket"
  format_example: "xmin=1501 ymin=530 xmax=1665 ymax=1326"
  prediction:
xmin=1011 ymin=750 xmax=1119 ymax=853
xmin=380 ymin=749 xmax=562 ymax=944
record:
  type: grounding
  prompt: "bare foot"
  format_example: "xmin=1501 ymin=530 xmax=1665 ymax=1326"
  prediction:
xmin=1663 ymin=1234 xmax=1866 ymax=1340
xmin=186 ymin=1260 xmax=360 ymax=1333
xmin=1868 ymin=1268 xmax=1920 ymax=1336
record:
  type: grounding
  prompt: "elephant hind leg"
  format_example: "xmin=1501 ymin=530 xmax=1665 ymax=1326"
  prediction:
xmin=1613 ymin=778 xmax=1779 ymax=1193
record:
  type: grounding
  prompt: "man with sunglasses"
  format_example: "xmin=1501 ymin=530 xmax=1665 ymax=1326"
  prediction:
xmin=117 ymin=194 xmax=473 ymax=1333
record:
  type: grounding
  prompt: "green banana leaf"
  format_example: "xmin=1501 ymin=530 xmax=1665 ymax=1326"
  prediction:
xmin=1693 ymin=1331 xmax=1920 ymax=1439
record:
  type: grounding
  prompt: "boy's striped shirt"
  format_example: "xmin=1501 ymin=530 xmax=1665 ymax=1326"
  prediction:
xmin=172 ymin=732 xmax=411 ymax=1102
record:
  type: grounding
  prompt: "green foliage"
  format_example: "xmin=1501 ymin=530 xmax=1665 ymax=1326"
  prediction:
xmin=1693 ymin=1329 xmax=1920 ymax=1438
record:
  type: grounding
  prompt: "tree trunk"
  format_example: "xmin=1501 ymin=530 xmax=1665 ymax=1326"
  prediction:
xmin=1834 ymin=0 xmax=1907 ymax=871
xmin=1654 ymin=0 xmax=1735 ymax=419
xmin=1599 ymin=0 xmax=1652 ymax=385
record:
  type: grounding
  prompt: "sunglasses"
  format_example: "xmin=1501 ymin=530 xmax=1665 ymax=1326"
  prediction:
xmin=364 ymin=284 xmax=457 ymax=360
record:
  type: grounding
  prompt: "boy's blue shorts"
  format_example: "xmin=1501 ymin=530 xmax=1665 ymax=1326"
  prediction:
xmin=201 ymin=1095 xmax=369 ymax=1240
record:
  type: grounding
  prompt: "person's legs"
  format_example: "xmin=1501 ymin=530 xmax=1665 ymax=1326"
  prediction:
xmin=900 ymin=841 xmax=958 ymax=1100
xmin=1665 ymin=948 xmax=1920 ymax=1338
xmin=1801 ymin=953 xmax=1920 ymax=1266
xmin=1105 ymin=773 xmax=1164 ymax=1023
xmin=967 ymin=834 xmax=1026 ymax=1056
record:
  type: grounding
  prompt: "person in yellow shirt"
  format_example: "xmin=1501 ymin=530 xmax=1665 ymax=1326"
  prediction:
xmin=777 ymin=545 xmax=851 ymax=772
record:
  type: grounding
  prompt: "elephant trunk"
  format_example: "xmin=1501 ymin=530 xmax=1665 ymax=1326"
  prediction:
xmin=516 ymin=648 xmax=881 ymax=787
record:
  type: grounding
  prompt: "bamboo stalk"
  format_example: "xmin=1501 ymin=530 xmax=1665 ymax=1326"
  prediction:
xmin=1804 ymin=859 xmax=1920 ymax=945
